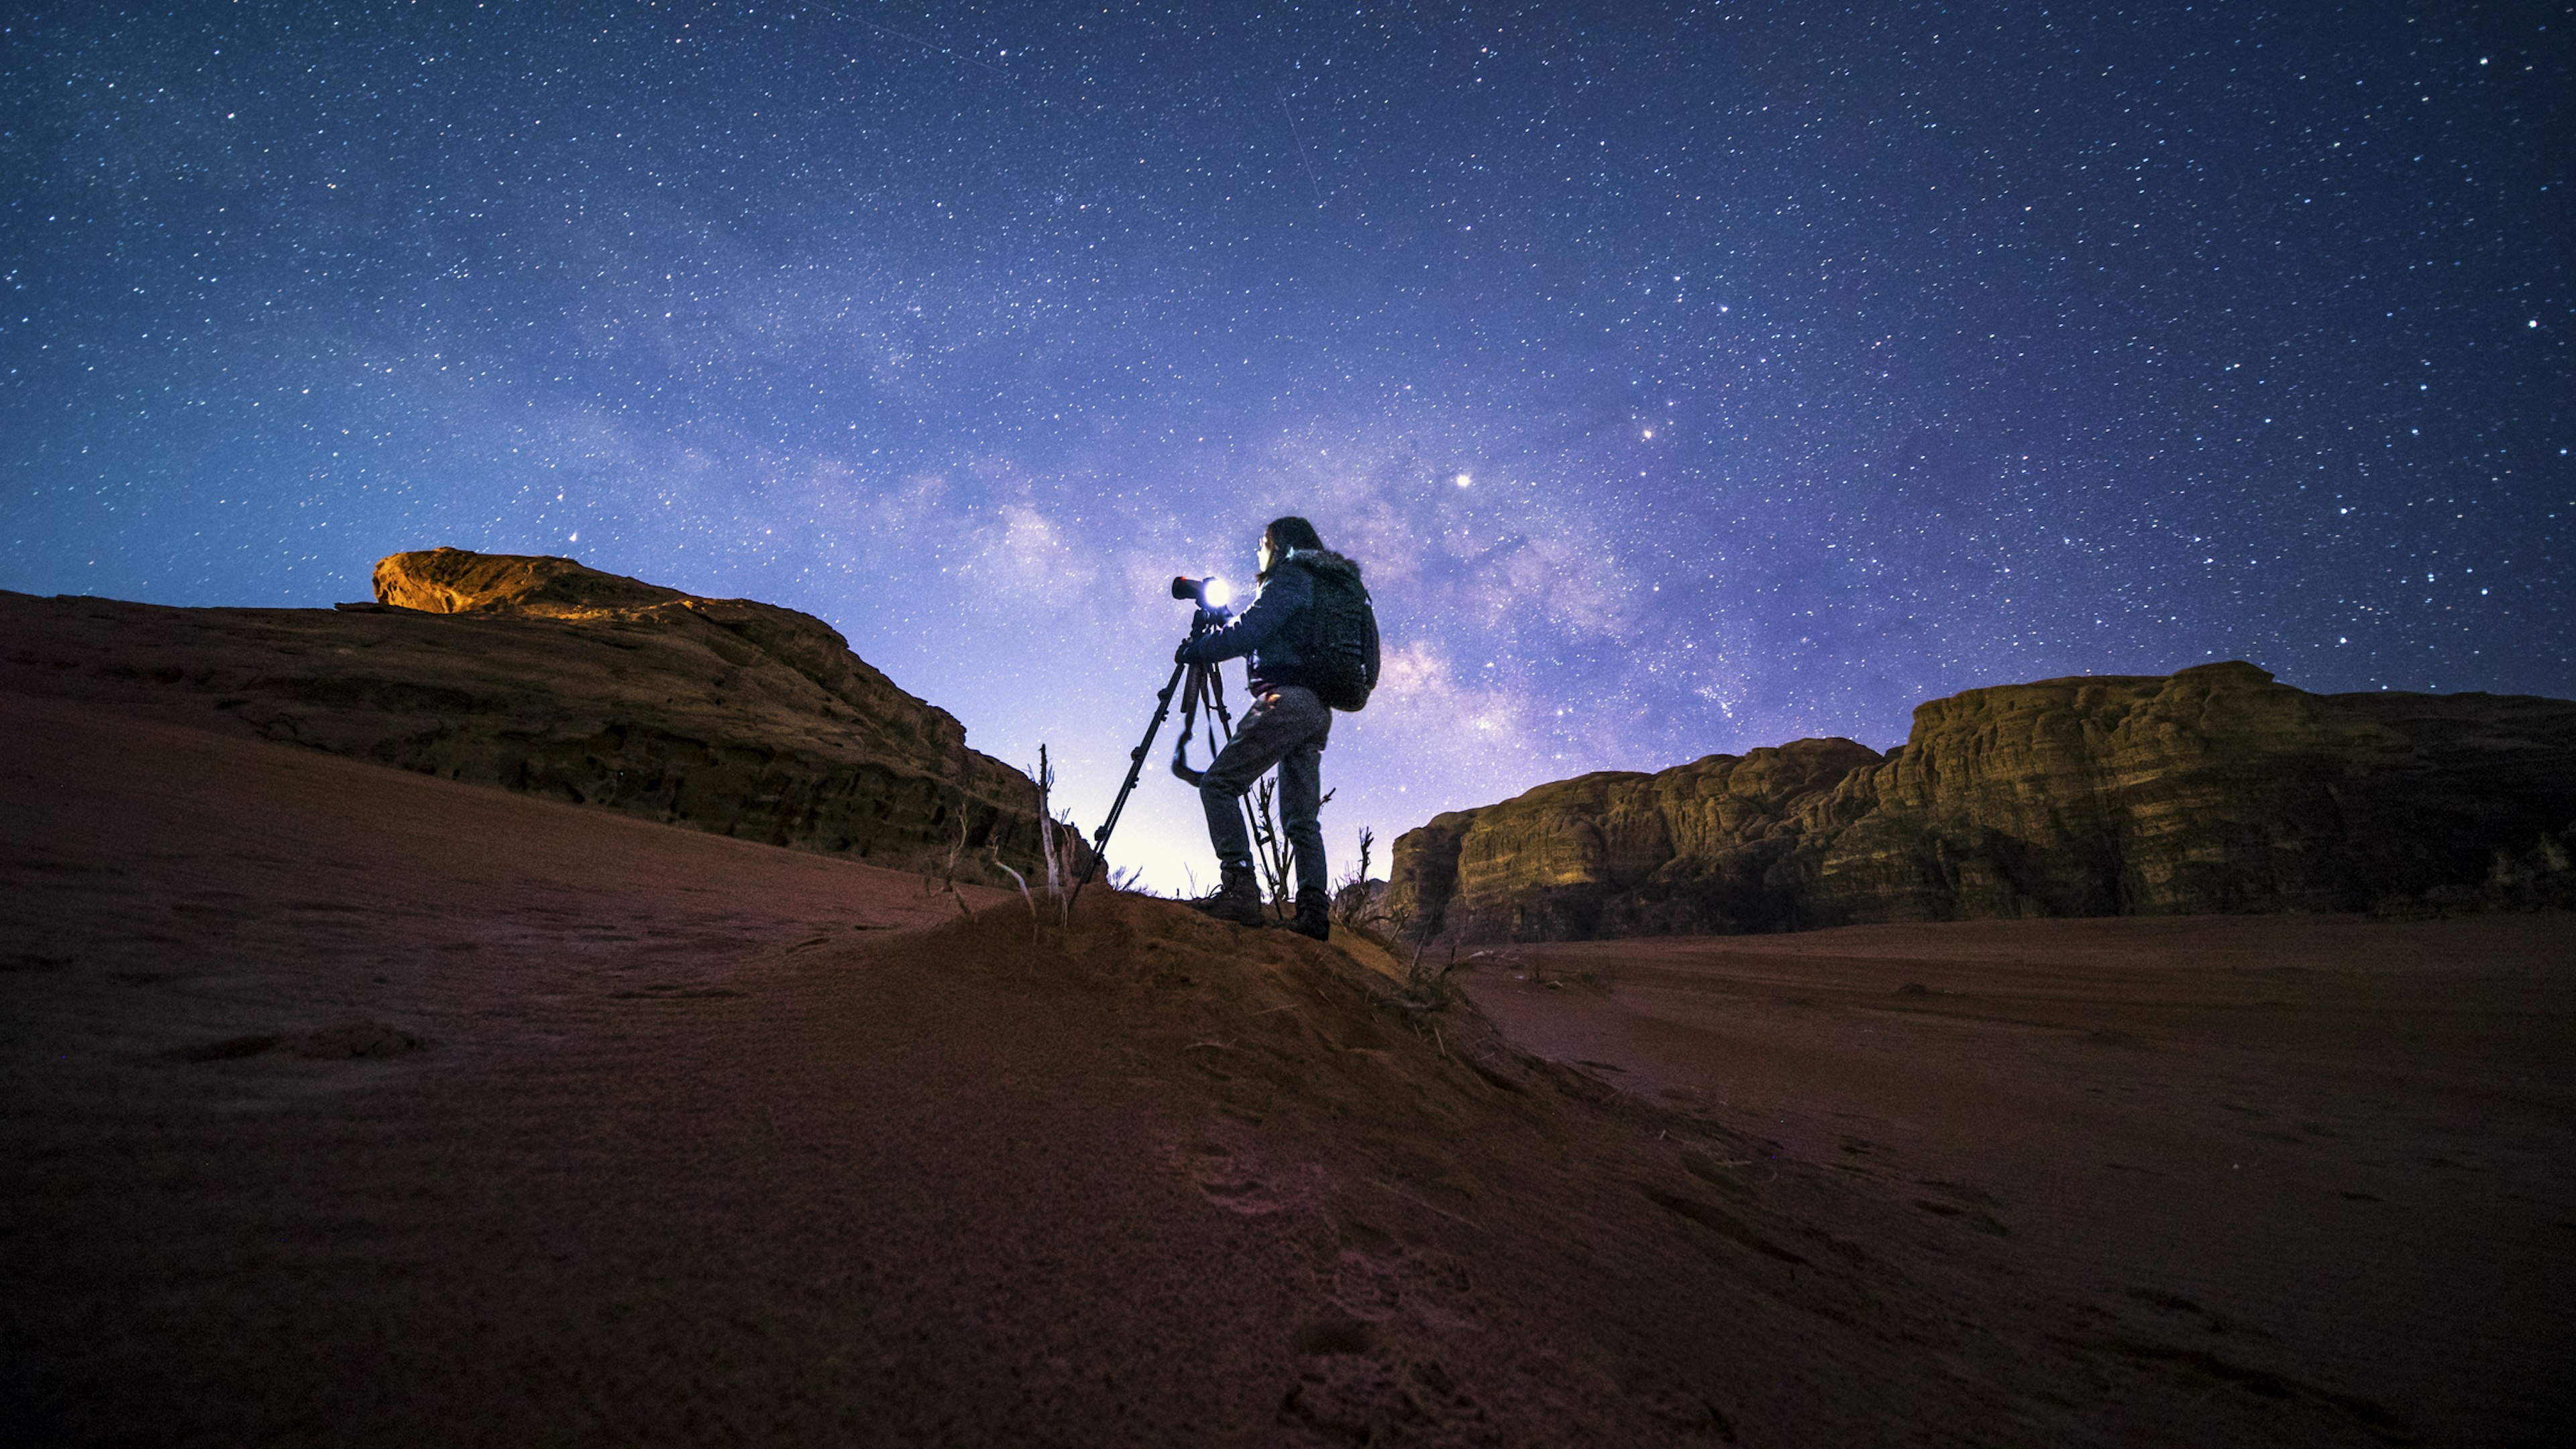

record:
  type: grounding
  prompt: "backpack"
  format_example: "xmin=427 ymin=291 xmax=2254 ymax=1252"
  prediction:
xmin=1293 ymin=554 xmax=1380 ymax=712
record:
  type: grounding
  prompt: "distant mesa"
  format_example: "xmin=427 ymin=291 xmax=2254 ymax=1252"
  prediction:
xmin=1389 ymin=661 xmax=2576 ymax=945
xmin=0 ymin=547 xmax=1069 ymax=880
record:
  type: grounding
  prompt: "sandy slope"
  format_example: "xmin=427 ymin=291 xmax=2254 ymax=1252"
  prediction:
xmin=1460 ymin=920 xmax=2576 ymax=1446
xmin=5 ymin=688 xmax=2569 ymax=1446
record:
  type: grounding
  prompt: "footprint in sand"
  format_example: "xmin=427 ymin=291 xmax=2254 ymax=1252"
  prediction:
xmin=1329 ymin=1238 xmax=1482 ymax=1333
xmin=1164 ymin=1130 xmax=1324 ymax=1217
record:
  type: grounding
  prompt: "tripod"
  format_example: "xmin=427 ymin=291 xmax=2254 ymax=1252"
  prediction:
xmin=1068 ymin=612 xmax=1264 ymax=913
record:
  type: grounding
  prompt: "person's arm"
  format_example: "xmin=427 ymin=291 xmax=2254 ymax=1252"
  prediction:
xmin=1177 ymin=564 xmax=1312 ymax=663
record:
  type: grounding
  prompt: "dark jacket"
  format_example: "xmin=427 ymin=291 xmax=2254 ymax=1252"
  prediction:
xmin=1177 ymin=547 xmax=1360 ymax=694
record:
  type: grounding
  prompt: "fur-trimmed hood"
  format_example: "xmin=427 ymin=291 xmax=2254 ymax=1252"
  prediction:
xmin=1265 ymin=547 xmax=1362 ymax=586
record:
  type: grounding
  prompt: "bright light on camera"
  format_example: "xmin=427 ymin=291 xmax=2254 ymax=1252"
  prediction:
xmin=1200 ymin=576 xmax=1233 ymax=610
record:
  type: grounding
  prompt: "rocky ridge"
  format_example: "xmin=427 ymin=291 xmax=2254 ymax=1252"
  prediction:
xmin=0 ymin=547 xmax=1069 ymax=879
xmin=1389 ymin=661 xmax=2576 ymax=944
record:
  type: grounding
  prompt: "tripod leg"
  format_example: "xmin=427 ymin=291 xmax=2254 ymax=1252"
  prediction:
xmin=1208 ymin=667 xmax=1236 ymax=737
xmin=1067 ymin=658 xmax=1187 ymax=913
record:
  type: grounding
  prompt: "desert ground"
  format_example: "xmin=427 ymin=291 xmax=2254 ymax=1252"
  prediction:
xmin=1457 ymin=918 xmax=2576 ymax=1446
xmin=5 ymin=687 xmax=2572 ymax=1446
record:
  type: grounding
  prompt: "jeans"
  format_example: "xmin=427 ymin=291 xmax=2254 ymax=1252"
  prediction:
xmin=1199 ymin=684 xmax=1332 ymax=906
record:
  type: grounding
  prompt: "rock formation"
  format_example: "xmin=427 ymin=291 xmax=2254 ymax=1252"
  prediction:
xmin=0 ymin=548 xmax=1071 ymax=880
xmin=1389 ymin=662 xmax=2576 ymax=943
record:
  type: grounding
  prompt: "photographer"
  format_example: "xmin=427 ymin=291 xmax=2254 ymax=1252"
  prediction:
xmin=1175 ymin=515 xmax=1366 ymax=940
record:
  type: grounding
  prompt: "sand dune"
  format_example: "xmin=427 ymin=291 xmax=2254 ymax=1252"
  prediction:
xmin=5 ymin=690 xmax=2571 ymax=1445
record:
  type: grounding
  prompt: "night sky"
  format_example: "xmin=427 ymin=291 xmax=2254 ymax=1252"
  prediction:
xmin=5 ymin=3 xmax=2570 ymax=890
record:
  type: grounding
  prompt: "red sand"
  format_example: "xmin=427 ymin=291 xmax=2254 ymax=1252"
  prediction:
xmin=6 ymin=688 xmax=2573 ymax=1446
xmin=1458 ymin=916 xmax=2576 ymax=1445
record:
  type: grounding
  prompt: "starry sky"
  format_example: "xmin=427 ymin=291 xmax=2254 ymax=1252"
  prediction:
xmin=5 ymin=2 xmax=2570 ymax=890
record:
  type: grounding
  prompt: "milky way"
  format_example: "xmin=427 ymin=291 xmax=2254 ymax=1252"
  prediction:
xmin=5 ymin=3 xmax=2569 ymax=888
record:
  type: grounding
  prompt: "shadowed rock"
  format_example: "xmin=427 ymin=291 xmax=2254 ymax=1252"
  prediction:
xmin=1390 ymin=661 xmax=2576 ymax=943
xmin=0 ymin=548 xmax=1073 ymax=880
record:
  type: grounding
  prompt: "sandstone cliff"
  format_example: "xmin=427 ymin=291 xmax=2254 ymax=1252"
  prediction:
xmin=0 ymin=548 xmax=1070 ymax=880
xmin=1389 ymin=662 xmax=2576 ymax=943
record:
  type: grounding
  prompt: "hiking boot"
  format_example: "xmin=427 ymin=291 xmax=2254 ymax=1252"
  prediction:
xmin=1191 ymin=867 xmax=1266 ymax=928
xmin=1287 ymin=890 xmax=1331 ymax=941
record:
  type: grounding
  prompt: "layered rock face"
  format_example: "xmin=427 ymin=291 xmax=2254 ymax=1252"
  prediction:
xmin=1390 ymin=662 xmax=2576 ymax=943
xmin=0 ymin=548 xmax=1070 ymax=880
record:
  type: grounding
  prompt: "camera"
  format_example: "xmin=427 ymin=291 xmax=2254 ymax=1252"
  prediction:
xmin=1170 ymin=575 xmax=1234 ymax=612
